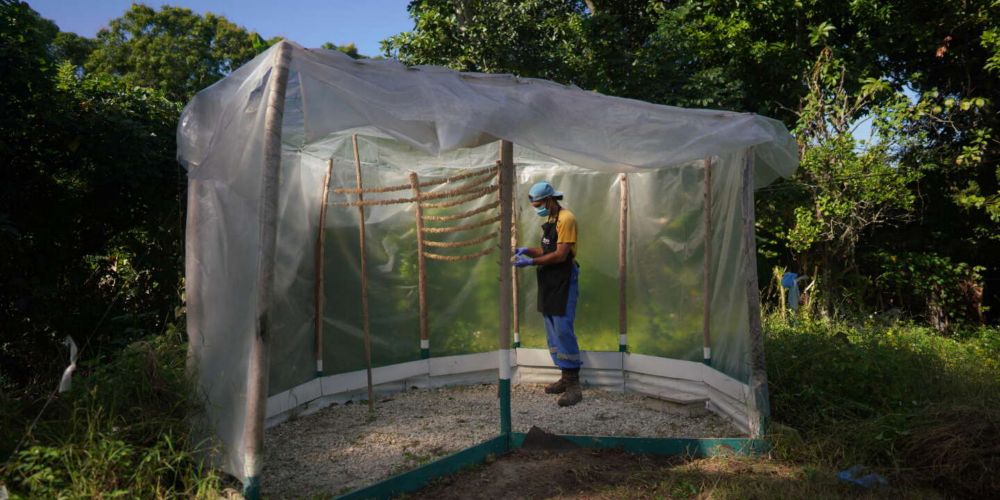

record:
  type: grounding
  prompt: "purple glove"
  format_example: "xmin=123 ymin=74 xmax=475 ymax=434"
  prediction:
xmin=513 ymin=255 xmax=534 ymax=268
xmin=514 ymin=247 xmax=530 ymax=256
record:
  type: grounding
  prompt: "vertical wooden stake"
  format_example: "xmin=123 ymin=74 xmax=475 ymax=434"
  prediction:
xmin=243 ymin=40 xmax=291 ymax=500
xmin=185 ymin=179 xmax=202 ymax=380
xmin=618 ymin=173 xmax=629 ymax=353
xmin=741 ymin=147 xmax=770 ymax=438
xmin=703 ymin=157 xmax=713 ymax=365
xmin=314 ymin=159 xmax=334 ymax=377
xmin=511 ymin=166 xmax=520 ymax=349
xmin=498 ymin=140 xmax=514 ymax=440
xmin=410 ymin=172 xmax=430 ymax=359
xmin=618 ymin=173 xmax=629 ymax=392
xmin=353 ymin=134 xmax=375 ymax=415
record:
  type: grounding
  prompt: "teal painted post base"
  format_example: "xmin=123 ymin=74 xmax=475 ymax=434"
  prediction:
xmin=315 ymin=370 xmax=323 ymax=378
xmin=619 ymin=344 xmax=627 ymax=352
xmin=420 ymin=348 xmax=430 ymax=359
xmin=513 ymin=341 xmax=520 ymax=348
xmin=701 ymin=359 xmax=711 ymax=366
xmin=242 ymin=476 xmax=260 ymax=500
xmin=499 ymin=378 xmax=511 ymax=437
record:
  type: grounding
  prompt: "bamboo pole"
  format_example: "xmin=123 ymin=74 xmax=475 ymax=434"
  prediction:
xmin=511 ymin=167 xmax=520 ymax=349
xmin=243 ymin=40 xmax=291 ymax=500
xmin=618 ymin=173 xmax=628 ymax=353
xmin=353 ymin=135 xmax=375 ymax=415
xmin=410 ymin=172 xmax=430 ymax=359
xmin=314 ymin=158 xmax=334 ymax=377
xmin=185 ymin=179 xmax=202 ymax=380
xmin=740 ymin=147 xmax=770 ymax=438
xmin=703 ymin=157 xmax=713 ymax=365
xmin=498 ymin=141 xmax=514 ymax=440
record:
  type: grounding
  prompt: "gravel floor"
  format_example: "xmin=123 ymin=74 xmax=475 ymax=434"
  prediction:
xmin=262 ymin=383 xmax=742 ymax=497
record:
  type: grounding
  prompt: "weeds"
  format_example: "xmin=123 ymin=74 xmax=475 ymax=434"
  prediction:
xmin=0 ymin=334 xmax=224 ymax=498
xmin=2 ymin=315 xmax=997 ymax=497
xmin=765 ymin=314 xmax=1000 ymax=496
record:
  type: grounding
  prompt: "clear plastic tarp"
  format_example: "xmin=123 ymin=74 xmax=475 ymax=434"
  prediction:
xmin=178 ymin=41 xmax=796 ymax=480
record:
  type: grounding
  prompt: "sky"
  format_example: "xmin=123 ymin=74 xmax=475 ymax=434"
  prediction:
xmin=27 ymin=0 xmax=415 ymax=58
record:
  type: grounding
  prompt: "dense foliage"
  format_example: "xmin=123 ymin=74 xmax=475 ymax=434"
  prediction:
xmin=385 ymin=0 xmax=1000 ymax=328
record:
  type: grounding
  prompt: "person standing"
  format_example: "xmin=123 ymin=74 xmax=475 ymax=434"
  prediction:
xmin=513 ymin=181 xmax=582 ymax=406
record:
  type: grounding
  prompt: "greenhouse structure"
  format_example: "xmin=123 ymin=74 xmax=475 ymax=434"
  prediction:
xmin=177 ymin=40 xmax=798 ymax=498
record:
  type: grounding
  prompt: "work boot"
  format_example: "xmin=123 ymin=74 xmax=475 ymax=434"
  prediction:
xmin=544 ymin=370 xmax=570 ymax=394
xmin=557 ymin=370 xmax=582 ymax=407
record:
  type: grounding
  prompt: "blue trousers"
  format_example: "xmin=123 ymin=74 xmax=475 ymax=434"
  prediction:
xmin=544 ymin=264 xmax=582 ymax=370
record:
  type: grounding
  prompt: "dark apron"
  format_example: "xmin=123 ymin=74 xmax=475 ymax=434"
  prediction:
xmin=536 ymin=218 xmax=575 ymax=316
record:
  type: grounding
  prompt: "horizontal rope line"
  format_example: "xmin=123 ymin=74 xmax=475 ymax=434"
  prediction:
xmin=420 ymin=183 xmax=498 ymax=202
xmin=422 ymin=187 xmax=497 ymax=209
xmin=330 ymin=196 xmax=413 ymax=207
xmin=423 ymin=233 xmax=498 ymax=248
xmin=422 ymin=215 xmax=501 ymax=234
xmin=333 ymin=183 xmax=499 ymax=208
xmin=333 ymin=164 xmax=498 ymax=195
xmin=423 ymin=246 xmax=496 ymax=261
xmin=422 ymin=200 xmax=500 ymax=221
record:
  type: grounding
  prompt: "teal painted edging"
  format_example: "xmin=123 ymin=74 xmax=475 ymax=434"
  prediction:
xmin=510 ymin=433 xmax=769 ymax=456
xmin=334 ymin=433 xmax=767 ymax=499
xmin=334 ymin=435 xmax=509 ymax=500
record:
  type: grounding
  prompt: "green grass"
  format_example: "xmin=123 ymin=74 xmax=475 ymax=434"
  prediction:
xmin=0 ymin=334 xmax=227 ymax=498
xmin=2 ymin=315 xmax=997 ymax=497
xmin=765 ymin=314 xmax=1000 ymax=497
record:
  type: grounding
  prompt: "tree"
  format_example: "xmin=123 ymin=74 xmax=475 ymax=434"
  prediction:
xmin=321 ymin=41 xmax=364 ymax=59
xmin=385 ymin=0 xmax=999 ymax=323
xmin=84 ymin=4 xmax=271 ymax=101
xmin=383 ymin=0 xmax=590 ymax=82
xmin=0 ymin=2 xmax=184 ymax=391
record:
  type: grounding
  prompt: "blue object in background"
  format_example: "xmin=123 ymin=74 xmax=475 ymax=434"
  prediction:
xmin=781 ymin=272 xmax=801 ymax=311
xmin=837 ymin=465 xmax=889 ymax=489
xmin=781 ymin=272 xmax=798 ymax=288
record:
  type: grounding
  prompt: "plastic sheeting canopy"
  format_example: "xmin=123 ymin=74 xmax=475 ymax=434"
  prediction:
xmin=178 ymin=40 xmax=797 ymax=480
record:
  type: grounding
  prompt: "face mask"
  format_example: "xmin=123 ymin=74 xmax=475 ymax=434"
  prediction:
xmin=535 ymin=206 xmax=550 ymax=217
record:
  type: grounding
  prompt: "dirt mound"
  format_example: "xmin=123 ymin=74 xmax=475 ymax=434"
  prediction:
xmin=520 ymin=425 xmax=579 ymax=451
xmin=411 ymin=447 xmax=681 ymax=499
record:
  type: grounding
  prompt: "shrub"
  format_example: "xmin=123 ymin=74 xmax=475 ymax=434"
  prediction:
xmin=765 ymin=315 xmax=1000 ymax=496
xmin=0 ymin=333 xmax=224 ymax=498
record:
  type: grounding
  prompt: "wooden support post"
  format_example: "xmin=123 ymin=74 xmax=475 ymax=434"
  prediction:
xmin=314 ymin=158 xmax=334 ymax=377
xmin=410 ymin=172 xmax=430 ymax=359
xmin=740 ymin=148 xmax=770 ymax=438
xmin=353 ymin=134 xmax=375 ymax=415
xmin=702 ymin=157 xmax=713 ymax=365
xmin=243 ymin=40 xmax=291 ymax=500
xmin=185 ymin=179 xmax=202 ymax=380
xmin=511 ymin=167 xmax=520 ymax=349
xmin=618 ymin=173 xmax=629 ymax=353
xmin=498 ymin=141 xmax=514 ymax=440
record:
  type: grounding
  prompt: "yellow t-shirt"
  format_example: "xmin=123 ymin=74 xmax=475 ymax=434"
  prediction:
xmin=554 ymin=208 xmax=577 ymax=258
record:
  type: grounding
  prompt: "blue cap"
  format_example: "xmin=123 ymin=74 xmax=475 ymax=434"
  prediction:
xmin=528 ymin=181 xmax=563 ymax=202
